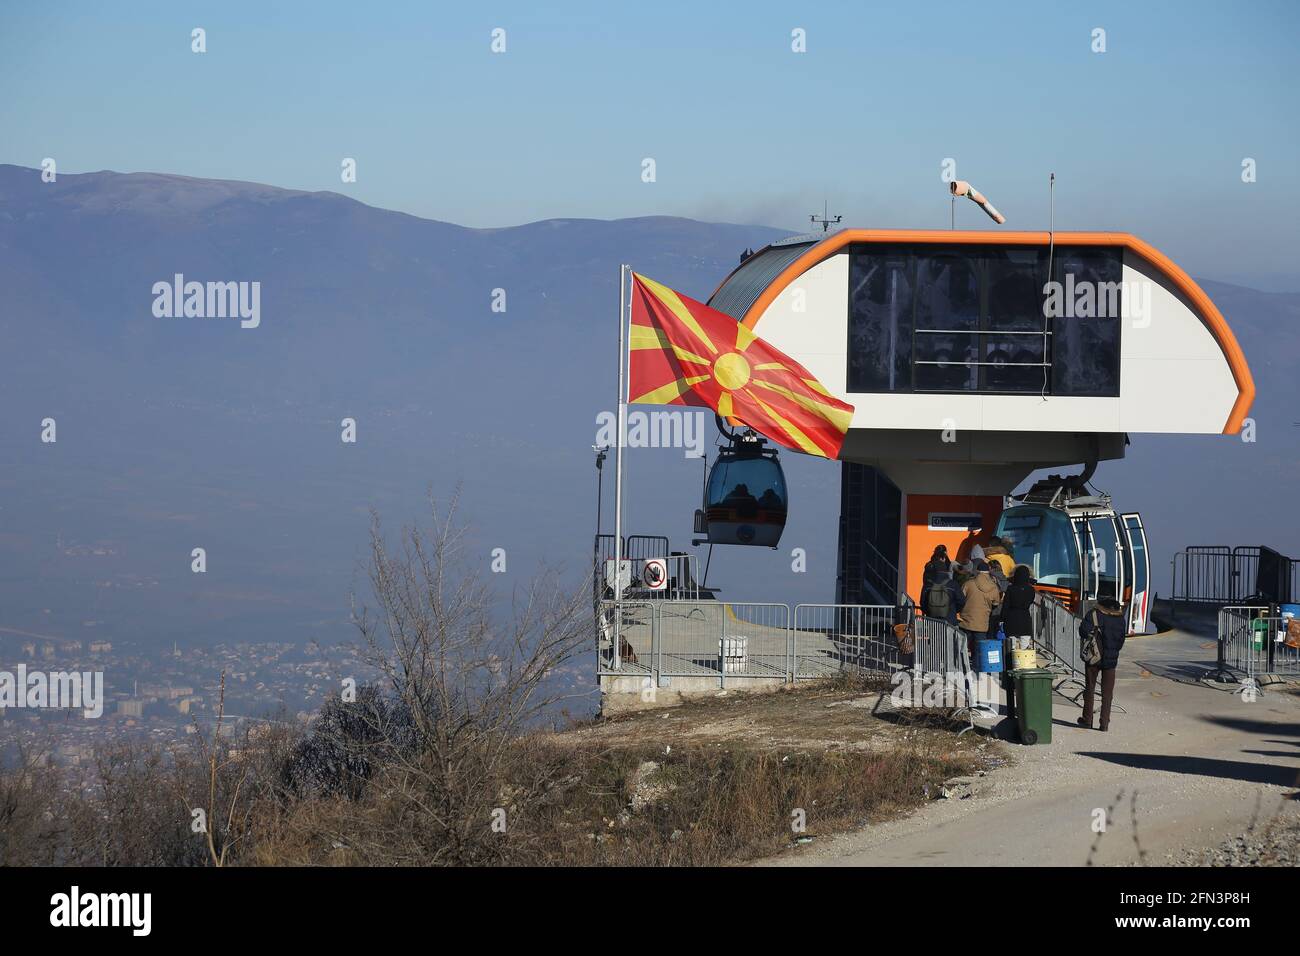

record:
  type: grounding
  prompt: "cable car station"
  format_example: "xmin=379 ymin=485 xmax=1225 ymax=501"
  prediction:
xmin=598 ymin=215 xmax=1255 ymax=712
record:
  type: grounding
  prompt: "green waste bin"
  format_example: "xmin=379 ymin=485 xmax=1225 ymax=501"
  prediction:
xmin=1013 ymin=668 xmax=1054 ymax=745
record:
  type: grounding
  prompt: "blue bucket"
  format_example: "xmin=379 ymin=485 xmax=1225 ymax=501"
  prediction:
xmin=974 ymin=639 xmax=1004 ymax=673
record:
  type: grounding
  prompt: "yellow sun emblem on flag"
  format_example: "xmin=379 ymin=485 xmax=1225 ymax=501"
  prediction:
xmin=712 ymin=352 xmax=750 ymax=391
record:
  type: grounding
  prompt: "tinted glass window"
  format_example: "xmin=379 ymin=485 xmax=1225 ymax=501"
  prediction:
xmin=914 ymin=251 xmax=979 ymax=391
xmin=995 ymin=506 xmax=1079 ymax=589
xmin=1051 ymin=249 xmax=1122 ymax=396
xmin=1084 ymin=516 xmax=1121 ymax=601
xmin=984 ymin=248 xmax=1049 ymax=392
xmin=848 ymin=252 xmax=913 ymax=392
xmin=705 ymin=457 xmax=787 ymax=515
xmin=1125 ymin=515 xmax=1147 ymax=594
xmin=845 ymin=244 xmax=1122 ymax=397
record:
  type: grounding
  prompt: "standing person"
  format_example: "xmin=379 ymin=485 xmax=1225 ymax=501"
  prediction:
xmin=957 ymin=561 xmax=1001 ymax=716
xmin=984 ymin=536 xmax=1016 ymax=581
xmin=922 ymin=568 xmax=964 ymax=625
xmin=1077 ymin=597 xmax=1127 ymax=731
xmin=1000 ymin=565 xmax=1038 ymax=718
xmin=1001 ymin=566 xmax=1037 ymax=645
xmin=957 ymin=561 xmax=1001 ymax=655
xmin=985 ymin=549 xmax=1009 ymax=637
xmin=922 ymin=545 xmax=951 ymax=593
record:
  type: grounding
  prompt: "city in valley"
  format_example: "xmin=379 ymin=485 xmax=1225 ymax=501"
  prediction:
xmin=0 ymin=632 xmax=365 ymax=767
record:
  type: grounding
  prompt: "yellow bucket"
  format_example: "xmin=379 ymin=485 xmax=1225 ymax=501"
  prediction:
xmin=1010 ymin=648 xmax=1038 ymax=671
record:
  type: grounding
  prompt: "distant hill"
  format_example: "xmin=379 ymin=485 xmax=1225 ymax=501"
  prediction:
xmin=0 ymin=165 xmax=1295 ymax=655
xmin=0 ymin=165 xmax=798 ymax=652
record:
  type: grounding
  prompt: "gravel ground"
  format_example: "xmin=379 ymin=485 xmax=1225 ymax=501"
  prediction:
xmin=1176 ymin=801 xmax=1300 ymax=866
xmin=763 ymin=628 xmax=1300 ymax=867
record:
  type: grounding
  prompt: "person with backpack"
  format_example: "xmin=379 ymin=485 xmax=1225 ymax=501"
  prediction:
xmin=922 ymin=568 xmax=963 ymax=625
xmin=922 ymin=545 xmax=952 ymax=593
xmin=1077 ymin=597 xmax=1127 ymax=731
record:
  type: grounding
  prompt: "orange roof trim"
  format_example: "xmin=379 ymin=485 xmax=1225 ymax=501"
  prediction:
xmin=738 ymin=230 xmax=1254 ymax=435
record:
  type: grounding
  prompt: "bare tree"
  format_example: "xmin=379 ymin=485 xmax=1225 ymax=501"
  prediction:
xmin=175 ymin=672 xmax=254 ymax=867
xmin=343 ymin=491 xmax=591 ymax=864
xmin=0 ymin=740 xmax=65 ymax=865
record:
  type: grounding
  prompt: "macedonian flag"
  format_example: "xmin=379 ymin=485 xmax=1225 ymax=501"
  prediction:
xmin=628 ymin=273 xmax=854 ymax=459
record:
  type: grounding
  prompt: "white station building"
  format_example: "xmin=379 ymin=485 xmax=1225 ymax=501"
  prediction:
xmin=706 ymin=228 xmax=1255 ymax=605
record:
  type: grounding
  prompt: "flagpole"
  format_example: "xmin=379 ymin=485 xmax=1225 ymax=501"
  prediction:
xmin=613 ymin=263 xmax=629 ymax=669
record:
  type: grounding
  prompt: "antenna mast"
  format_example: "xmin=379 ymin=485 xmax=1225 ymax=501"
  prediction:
xmin=810 ymin=200 xmax=842 ymax=234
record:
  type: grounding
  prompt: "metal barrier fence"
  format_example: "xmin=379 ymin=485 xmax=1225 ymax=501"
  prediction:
xmin=595 ymin=600 xmax=655 ymax=676
xmin=598 ymin=593 xmax=1095 ymax=707
xmin=1172 ymin=546 xmax=1236 ymax=603
xmin=1032 ymin=593 xmax=1086 ymax=687
xmin=724 ymin=603 xmax=792 ymax=681
xmin=596 ymin=600 xmax=905 ymax=686
xmin=655 ymin=600 xmax=725 ymax=678
xmin=793 ymin=604 xmax=898 ymax=679
xmin=914 ymin=614 xmax=962 ymax=678
xmin=1215 ymin=606 xmax=1300 ymax=685
xmin=1172 ymin=546 xmax=1299 ymax=607
xmin=592 ymin=536 xmax=705 ymax=602
xmin=597 ymin=595 xmax=1108 ymax=695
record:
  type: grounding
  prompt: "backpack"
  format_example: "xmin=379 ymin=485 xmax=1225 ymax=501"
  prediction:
xmin=927 ymin=582 xmax=952 ymax=620
xmin=989 ymin=562 xmax=1009 ymax=594
xmin=1081 ymin=610 xmax=1103 ymax=666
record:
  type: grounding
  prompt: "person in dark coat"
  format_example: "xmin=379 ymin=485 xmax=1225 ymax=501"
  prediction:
xmin=922 ymin=545 xmax=951 ymax=593
xmin=1001 ymin=565 xmax=1037 ymax=642
xmin=998 ymin=565 xmax=1037 ymax=720
xmin=1077 ymin=597 xmax=1127 ymax=731
xmin=921 ymin=568 xmax=963 ymax=626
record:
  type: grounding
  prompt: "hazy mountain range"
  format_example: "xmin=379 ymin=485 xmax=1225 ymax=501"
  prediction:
xmin=0 ymin=164 xmax=1296 ymax=658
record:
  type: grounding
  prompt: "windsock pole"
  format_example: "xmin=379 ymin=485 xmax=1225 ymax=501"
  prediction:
xmin=612 ymin=264 xmax=630 ymax=668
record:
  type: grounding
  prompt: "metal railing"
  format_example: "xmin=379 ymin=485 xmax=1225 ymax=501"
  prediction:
xmin=793 ymin=604 xmax=898 ymax=679
xmin=595 ymin=600 xmax=655 ymax=676
xmin=913 ymin=613 xmax=962 ymax=678
xmin=1213 ymin=606 xmax=1300 ymax=686
xmin=655 ymin=600 xmax=725 ymax=678
xmin=593 ymin=535 xmax=706 ymax=603
xmin=723 ymin=603 xmax=792 ymax=681
xmin=912 ymin=614 xmax=983 ymax=712
xmin=1032 ymin=592 xmax=1087 ymax=688
xmin=860 ymin=539 xmax=902 ymax=606
xmin=1171 ymin=545 xmax=1299 ymax=608
xmin=596 ymin=600 xmax=906 ymax=687
xmin=596 ymin=598 xmax=1086 ymax=703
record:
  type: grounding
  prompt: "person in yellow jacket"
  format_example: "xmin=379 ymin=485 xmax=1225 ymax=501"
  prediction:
xmin=984 ymin=536 xmax=1016 ymax=581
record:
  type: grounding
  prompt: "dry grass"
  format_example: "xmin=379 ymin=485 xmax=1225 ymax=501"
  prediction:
xmin=244 ymin=675 xmax=996 ymax=866
xmin=2 ymin=677 xmax=996 ymax=867
xmin=1 ymin=497 xmax=999 ymax=867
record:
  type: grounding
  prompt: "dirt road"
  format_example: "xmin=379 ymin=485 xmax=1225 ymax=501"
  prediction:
xmin=764 ymin=628 xmax=1300 ymax=866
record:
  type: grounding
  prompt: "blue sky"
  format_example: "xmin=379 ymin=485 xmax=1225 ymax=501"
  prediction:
xmin=3 ymin=0 xmax=1297 ymax=287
